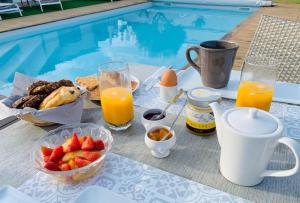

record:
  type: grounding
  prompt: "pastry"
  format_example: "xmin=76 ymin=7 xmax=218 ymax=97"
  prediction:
xmin=76 ymin=75 xmax=138 ymax=100
xmin=12 ymin=95 xmax=47 ymax=109
xmin=12 ymin=96 xmax=33 ymax=109
xmin=39 ymin=86 xmax=80 ymax=110
xmin=58 ymin=79 xmax=74 ymax=87
xmin=89 ymin=87 xmax=100 ymax=100
xmin=76 ymin=76 xmax=98 ymax=91
xmin=22 ymin=95 xmax=47 ymax=109
xmin=131 ymin=80 xmax=138 ymax=91
xmin=28 ymin=80 xmax=74 ymax=95
xmin=27 ymin=80 xmax=50 ymax=95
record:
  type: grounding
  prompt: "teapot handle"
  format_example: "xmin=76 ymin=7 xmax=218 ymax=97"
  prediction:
xmin=261 ymin=137 xmax=300 ymax=177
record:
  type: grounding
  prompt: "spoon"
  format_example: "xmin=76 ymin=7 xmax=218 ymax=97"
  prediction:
xmin=160 ymin=92 xmax=187 ymax=141
xmin=150 ymin=89 xmax=184 ymax=121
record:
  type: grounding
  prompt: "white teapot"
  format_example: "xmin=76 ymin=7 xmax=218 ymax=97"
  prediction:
xmin=209 ymin=102 xmax=300 ymax=186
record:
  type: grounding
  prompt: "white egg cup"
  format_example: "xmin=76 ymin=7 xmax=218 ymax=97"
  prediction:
xmin=144 ymin=126 xmax=176 ymax=158
xmin=160 ymin=85 xmax=178 ymax=102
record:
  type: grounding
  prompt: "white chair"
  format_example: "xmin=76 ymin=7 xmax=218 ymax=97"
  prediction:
xmin=0 ymin=3 xmax=23 ymax=20
xmin=32 ymin=0 xmax=63 ymax=12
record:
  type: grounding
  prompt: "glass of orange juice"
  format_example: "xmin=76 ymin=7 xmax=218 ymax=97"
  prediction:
xmin=236 ymin=56 xmax=279 ymax=111
xmin=98 ymin=61 xmax=134 ymax=131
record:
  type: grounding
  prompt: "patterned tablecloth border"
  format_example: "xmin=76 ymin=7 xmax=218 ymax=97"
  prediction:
xmin=18 ymin=153 xmax=251 ymax=203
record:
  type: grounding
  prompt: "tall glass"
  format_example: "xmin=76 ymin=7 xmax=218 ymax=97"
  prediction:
xmin=236 ymin=56 xmax=279 ymax=112
xmin=98 ymin=61 xmax=134 ymax=131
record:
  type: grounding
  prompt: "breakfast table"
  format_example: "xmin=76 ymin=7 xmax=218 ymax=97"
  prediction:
xmin=0 ymin=64 xmax=299 ymax=203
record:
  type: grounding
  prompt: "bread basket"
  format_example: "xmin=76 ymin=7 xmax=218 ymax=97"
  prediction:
xmin=17 ymin=113 xmax=54 ymax=126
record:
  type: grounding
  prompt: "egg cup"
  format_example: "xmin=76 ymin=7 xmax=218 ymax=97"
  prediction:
xmin=160 ymin=85 xmax=178 ymax=102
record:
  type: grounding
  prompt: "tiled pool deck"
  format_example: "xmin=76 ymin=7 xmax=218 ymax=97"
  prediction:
xmin=0 ymin=1 xmax=299 ymax=69
xmin=0 ymin=0 xmax=147 ymax=32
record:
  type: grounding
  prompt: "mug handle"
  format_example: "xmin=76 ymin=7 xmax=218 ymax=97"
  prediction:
xmin=261 ymin=137 xmax=300 ymax=178
xmin=186 ymin=46 xmax=201 ymax=73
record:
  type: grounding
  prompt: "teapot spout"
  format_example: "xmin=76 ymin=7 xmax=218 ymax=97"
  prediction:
xmin=209 ymin=102 xmax=224 ymax=147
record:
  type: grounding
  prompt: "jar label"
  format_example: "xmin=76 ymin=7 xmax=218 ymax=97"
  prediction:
xmin=186 ymin=109 xmax=215 ymax=130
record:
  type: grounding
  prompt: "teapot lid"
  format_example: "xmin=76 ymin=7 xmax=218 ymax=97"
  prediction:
xmin=225 ymin=108 xmax=279 ymax=136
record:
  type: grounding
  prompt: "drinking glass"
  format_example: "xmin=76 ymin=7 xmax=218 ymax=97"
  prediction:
xmin=98 ymin=61 xmax=134 ymax=131
xmin=236 ymin=56 xmax=279 ymax=111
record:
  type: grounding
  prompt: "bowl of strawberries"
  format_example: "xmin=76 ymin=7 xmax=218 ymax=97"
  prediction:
xmin=33 ymin=123 xmax=113 ymax=183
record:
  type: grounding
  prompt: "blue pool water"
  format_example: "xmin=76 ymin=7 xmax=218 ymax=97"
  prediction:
xmin=0 ymin=3 xmax=254 ymax=96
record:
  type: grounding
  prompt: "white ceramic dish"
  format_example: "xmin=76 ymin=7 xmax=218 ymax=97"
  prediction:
xmin=141 ymin=108 xmax=168 ymax=131
xmin=72 ymin=186 xmax=136 ymax=203
xmin=145 ymin=125 xmax=176 ymax=158
xmin=0 ymin=186 xmax=40 ymax=203
xmin=130 ymin=74 xmax=140 ymax=93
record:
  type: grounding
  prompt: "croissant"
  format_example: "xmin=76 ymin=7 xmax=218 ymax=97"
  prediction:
xmin=39 ymin=86 xmax=80 ymax=110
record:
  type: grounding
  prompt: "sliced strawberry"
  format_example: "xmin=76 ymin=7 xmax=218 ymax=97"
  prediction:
xmin=58 ymin=160 xmax=64 ymax=165
xmin=65 ymin=133 xmax=81 ymax=153
xmin=74 ymin=157 xmax=91 ymax=168
xmin=94 ymin=140 xmax=105 ymax=151
xmin=41 ymin=145 xmax=53 ymax=156
xmin=79 ymin=136 xmax=87 ymax=145
xmin=81 ymin=136 xmax=95 ymax=151
xmin=49 ymin=146 xmax=65 ymax=162
xmin=43 ymin=155 xmax=50 ymax=162
xmin=60 ymin=163 xmax=71 ymax=171
xmin=44 ymin=161 xmax=61 ymax=171
xmin=83 ymin=151 xmax=101 ymax=162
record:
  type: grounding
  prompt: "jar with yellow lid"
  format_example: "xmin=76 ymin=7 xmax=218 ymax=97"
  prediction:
xmin=186 ymin=87 xmax=221 ymax=136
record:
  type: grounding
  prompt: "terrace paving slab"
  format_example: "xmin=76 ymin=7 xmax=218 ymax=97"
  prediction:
xmin=0 ymin=0 xmax=147 ymax=33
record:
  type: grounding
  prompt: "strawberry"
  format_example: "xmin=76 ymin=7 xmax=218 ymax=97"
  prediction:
xmin=65 ymin=132 xmax=81 ymax=153
xmin=41 ymin=145 xmax=53 ymax=156
xmin=81 ymin=136 xmax=95 ymax=151
xmin=94 ymin=140 xmax=105 ymax=151
xmin=74 ymin=157 xmax=91 ymax=168
xmin=44 ymin=161 xmax=61 ymax=171
xmin=49 ymin=146 xmax=65 ymax=162
xmin=79 ymin=136 xmax=87 ymax=145
xmin=83 ymin=151 xmax=101 ymax=162
xmin=60 ymin=163 xmax=71 ymax=171
xmin=58 ymin=160 xmax=64 ymax=165
xmin=43 ymin=155 xmax=50 ymax=162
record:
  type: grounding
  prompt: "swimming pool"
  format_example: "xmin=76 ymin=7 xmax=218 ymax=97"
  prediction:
xmin=0 ymin=2 xmax=255 ymax=96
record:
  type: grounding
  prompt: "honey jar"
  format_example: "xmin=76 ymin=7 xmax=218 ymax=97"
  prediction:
xmin=186 ymin=87 xmax=221 ymax=136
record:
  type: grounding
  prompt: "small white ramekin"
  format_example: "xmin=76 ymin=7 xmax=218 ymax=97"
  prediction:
xmin=144 ymin=125 xmax=176 ymax=158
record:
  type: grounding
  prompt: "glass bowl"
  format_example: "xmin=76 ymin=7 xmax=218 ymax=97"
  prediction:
xmin=32 ymin=123 xmax=113 ymax=183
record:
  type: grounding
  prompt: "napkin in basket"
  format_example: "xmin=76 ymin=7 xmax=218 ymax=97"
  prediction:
xmin=0 ymin=73 xmax=84 ymax=125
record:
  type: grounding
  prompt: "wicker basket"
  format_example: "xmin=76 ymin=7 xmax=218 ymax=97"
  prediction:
xmin=17 ymin=113 xmax=55 ymax=126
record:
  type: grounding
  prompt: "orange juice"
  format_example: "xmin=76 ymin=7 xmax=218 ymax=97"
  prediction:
xmin=236 ymin=81 xmax=274 ymax=111
xmin=100 ymin=87 xmax=134 ymax=126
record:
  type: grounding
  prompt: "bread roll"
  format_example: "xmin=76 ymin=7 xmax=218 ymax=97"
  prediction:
xmin=39 ymin=86 xmax=80 ymax=110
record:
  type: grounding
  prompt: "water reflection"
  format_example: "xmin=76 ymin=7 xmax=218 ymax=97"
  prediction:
xmin=0 ymin=5 xmax=252 ymax=95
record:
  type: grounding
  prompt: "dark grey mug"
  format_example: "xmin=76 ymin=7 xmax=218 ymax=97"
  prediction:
xmin=186 ymin=40 xmax=239 ymax=89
